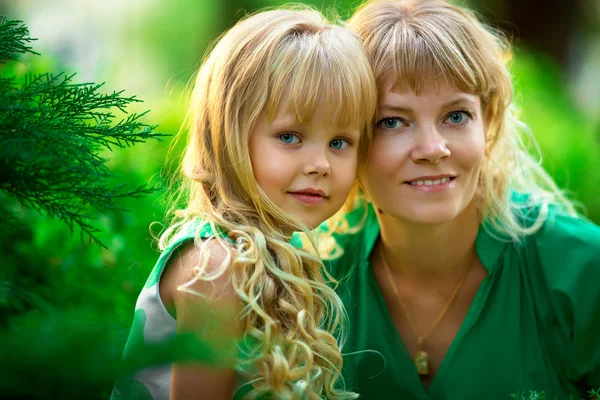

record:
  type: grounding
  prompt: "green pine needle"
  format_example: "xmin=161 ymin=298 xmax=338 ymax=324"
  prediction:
xmin=0 ymin=16 xmax=38 ymax=63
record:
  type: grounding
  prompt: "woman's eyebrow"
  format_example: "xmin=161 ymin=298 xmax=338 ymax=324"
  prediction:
xmin=378 ymin=105 xmax=412 ymax=113
xmin=378 ymin=97 xmax=478 ymax=113
xmin=442 ymin=97 xmax=478 ymax=108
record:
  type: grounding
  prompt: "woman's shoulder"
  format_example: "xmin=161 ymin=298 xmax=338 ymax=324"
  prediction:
xmin=532 ymin=207 xmax=600 ymax=278
xmin=531 ymin=208 xmax=600 ymax=386
xmin=500 ymin=200 xmax=600 ymax=385
xmin=481 ymin=198 xmax=599 ymax=302
xmin=504 ymin=193 xmax=600 ymax=274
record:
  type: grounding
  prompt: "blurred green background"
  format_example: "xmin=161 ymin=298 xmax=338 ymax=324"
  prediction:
xmin=0 ymin=0 xmax=598 ymax=398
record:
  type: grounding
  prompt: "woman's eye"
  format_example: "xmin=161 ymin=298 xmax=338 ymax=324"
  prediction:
xmin=329 ymin=138 xmax=350 ymax=150
xmin=377 ymin=117 xmax=403 ymax=130
xmin=279 ymin=133 xmax=300 ymax=144
xmin=445 ymin=111 xmax=470 ymax=125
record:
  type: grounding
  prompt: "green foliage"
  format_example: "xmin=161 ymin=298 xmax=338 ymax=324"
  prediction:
xmin=0 ymin=16 xmax=167 ymax=397
xmin=0 ymin=16 xmax=166 ymax=245
xmin=511 ymin=49 xmax=600 ymax=222
xmin=511 ymin=391 xmax=546 ymax=400
xmin=510 ymin=389 xmax=600 ymax=400
xmin=0 ymin=72 xmax=165 ymax=244
xmin=0 ymin=308 xmax=124 ymax=399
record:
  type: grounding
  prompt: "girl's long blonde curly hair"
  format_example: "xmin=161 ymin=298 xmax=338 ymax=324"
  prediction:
xmin=346 ymin=0 xmax=577 ymax=241
xmin=161 ymin=6 xmax=376 ymax=399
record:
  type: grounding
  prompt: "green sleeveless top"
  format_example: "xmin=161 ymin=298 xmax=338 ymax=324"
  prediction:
xmin=324 ymin=202 xmax=600 ymax=400
xmin=111 ymin=221 xmax=255 ymax=400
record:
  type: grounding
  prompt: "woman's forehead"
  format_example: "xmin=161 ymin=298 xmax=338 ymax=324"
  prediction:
xmin=377 ymin=79 xmax=481 ymax=112
xmin=380 ymin=71 xmax=481 ymax=96
xmin=380 ymin=76 xmax=478 ymax=97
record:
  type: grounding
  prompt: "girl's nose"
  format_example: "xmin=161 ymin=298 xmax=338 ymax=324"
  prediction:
xmin=304 ymin=149 xmax=331 ymax=176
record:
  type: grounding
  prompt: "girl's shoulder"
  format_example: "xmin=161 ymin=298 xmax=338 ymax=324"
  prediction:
xmin=114 ymin=220 xmax=240 ymax=399
xmin=160 ymin=236 xmax=233 ymax=306
xmin=159 ymin=232 xmax=242 ymax=359
xmin=158 ymin=220 xmax=239 ymax=324
xmin=142 ymin=220 xmax=214 ymax=288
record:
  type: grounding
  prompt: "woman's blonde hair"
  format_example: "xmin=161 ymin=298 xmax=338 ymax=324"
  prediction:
xmin=347 ymin=0 xmax=577 ymax=240
xmin=162 ymin=5 xmax=376 ymax=399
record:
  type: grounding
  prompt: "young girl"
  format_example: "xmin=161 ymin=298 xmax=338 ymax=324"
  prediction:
xmin=317 ymin=0 xmax=600 ymax=399
xmin=111 ymin=6 xmax=377 ymax=400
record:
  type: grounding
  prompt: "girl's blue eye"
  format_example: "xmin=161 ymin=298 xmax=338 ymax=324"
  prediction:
xmin=329 ymin=138 xmax=349 ymax=150
xmin=279 ymin=133 xmax=300 ymax=144
xmin=445 ymin=111 xmax=469 ymax=124
xmin=377 ymin=117 xmax=403 ymax=130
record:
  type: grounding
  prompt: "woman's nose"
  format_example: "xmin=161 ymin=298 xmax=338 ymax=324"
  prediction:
xmin=411 ymin=127 xmax=451 ymax=164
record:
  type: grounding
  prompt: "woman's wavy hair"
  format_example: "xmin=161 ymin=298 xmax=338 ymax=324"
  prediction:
xmin=161 ymin=5 xmax=376 ymax=399
xmin=346 ymin=0 xmax=577 ymax=241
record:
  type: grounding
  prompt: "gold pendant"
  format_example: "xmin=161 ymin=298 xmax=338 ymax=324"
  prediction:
xmin=414 ymin=350 xmax=429 ymax=376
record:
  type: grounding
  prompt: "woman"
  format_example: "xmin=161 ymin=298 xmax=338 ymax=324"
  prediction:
xmin=320 ymin=0 xmax=600 ymax=398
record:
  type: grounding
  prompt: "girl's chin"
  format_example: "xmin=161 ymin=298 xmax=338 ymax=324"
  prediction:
xmin=286 ymin=213 xmax=326 ymax=231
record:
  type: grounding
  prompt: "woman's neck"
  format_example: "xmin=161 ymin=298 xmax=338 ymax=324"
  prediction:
xmin=375 ymin=199 xmax=481 ymax=285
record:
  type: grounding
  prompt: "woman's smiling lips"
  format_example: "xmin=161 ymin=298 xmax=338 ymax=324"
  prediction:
xmin=404 ymin=174 xmax=457 ymax=193
xmin=288 ymin=188 xmax=328 ymax=205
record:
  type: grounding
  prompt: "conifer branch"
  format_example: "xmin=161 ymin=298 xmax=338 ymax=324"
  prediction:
xmin=0 ymin=17 xmax=168 ymax=246
xmin=0 ymin=17 xmax=38 ymax=62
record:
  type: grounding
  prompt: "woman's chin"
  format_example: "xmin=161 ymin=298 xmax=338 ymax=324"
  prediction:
xmin=381 ymin=203 xmax=462 ymax=226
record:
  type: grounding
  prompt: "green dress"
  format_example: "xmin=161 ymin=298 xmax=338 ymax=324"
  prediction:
xmin=111 ymin=220 xmax=254 ymax=400
xmin=325 ymin=202 xmax=600 ymax=400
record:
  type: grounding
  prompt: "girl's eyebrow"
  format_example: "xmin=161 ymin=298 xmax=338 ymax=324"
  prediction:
xmin=270 ymin=116 xmax=300 ymax=129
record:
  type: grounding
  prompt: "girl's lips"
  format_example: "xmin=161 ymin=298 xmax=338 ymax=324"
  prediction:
xmin=288 ymin=192 xmax=326 ymax=205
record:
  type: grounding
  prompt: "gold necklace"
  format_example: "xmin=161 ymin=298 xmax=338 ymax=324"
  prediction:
xmin=377 ymin=243 xmax=470 ymax=376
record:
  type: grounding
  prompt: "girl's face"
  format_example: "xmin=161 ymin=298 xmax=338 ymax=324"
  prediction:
xmin=249 ymin=101 xmax=361 ymax=229
xmin=360 ymin=80 xmax=486 ymax=226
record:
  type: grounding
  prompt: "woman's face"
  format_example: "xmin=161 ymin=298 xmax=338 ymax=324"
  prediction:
xmin=360 ymin=79 xmax=486 ymax=225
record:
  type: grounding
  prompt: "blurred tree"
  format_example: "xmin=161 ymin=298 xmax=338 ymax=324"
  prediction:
xmin=470 ymin=0 xmax=586 ymax=67
xmin=0 ymin=10 xmax=162 ymax=340
xmin=0 ymin=16 xmax=167 ymax=399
